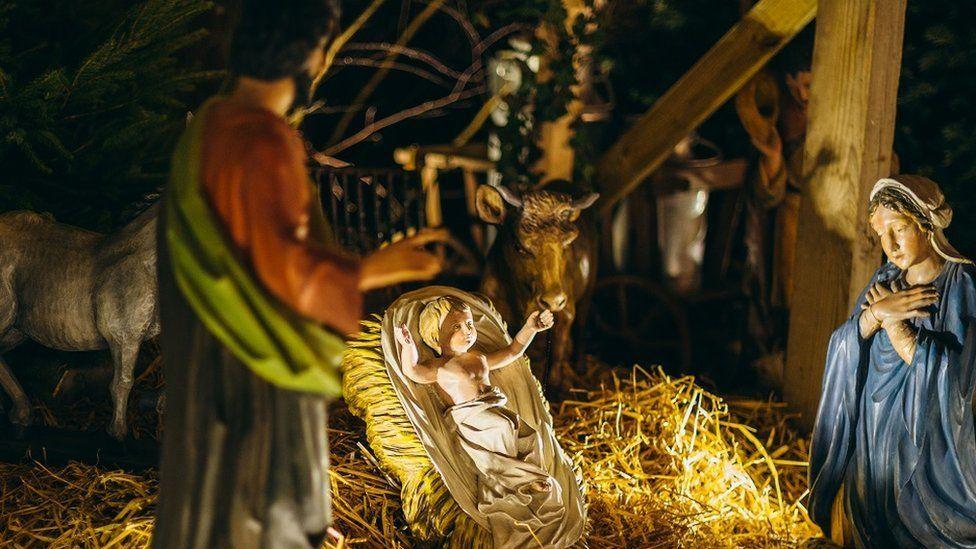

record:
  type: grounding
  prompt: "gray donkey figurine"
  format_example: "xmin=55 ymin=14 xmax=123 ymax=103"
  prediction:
xmin=0 ymin=205 xmax=159 ymax=439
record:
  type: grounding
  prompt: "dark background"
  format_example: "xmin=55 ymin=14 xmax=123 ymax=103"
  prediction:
xmin=0 ymin=1 xmax=973 ymax=255
xmin=0 ymin=1 xmax=974 ymax=411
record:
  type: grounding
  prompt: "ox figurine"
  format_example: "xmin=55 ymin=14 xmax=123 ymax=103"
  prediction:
xmin=476 ymin=180 xmax=598 ymax=384
xmin=0 ymin=205 xmax=159 ymax=439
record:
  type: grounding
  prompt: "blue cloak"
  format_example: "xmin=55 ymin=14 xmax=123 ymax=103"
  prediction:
xmin=808 ymin=261 xmax=976 ymax=548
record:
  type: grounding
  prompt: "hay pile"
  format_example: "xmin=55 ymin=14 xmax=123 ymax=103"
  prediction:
xmin=0 ymin=411 xmax=411 ymax=549
xmin=555 ymin=366 xmax=819 ymax=547
xmin=0 ymin=366 xmax=821 ymax=548
xmin=0 ymin=461 xmax=156 ymax=547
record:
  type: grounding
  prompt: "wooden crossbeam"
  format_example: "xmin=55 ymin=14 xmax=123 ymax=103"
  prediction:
xmin=595 ymin=0 xmax=816 ymax=213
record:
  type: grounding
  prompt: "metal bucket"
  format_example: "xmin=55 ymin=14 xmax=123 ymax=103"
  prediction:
xmin=657 ymin=187 xmax=709 ymax=293
xmin=656 ymin=135 xmax=722 ymax=294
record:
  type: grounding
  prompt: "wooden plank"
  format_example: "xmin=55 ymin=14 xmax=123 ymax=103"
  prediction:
xmin=595 ymin=0 xmax=816 ymax=213
xmin=784 ymin=0 xmax=906 ymax=429
xmin=420 ymin=165 xmax=442 ymax=227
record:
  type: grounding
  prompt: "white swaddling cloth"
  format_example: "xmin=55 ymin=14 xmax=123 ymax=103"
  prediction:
xmin=380 ymin=286 xmax=585 ymax=548
xmin=447 ymin=385 xmax=566 ymax=548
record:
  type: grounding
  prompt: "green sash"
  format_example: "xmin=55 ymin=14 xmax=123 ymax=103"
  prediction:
xmin=164 ymin=100 xmax=345 ymax=397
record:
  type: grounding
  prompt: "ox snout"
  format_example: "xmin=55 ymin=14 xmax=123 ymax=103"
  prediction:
xmin=537 ymin=292 xmax=568 ymax=312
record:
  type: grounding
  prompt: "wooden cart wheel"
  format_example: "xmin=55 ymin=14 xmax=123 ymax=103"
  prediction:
xmin=590 ymin=275 xmax=692 ymax=371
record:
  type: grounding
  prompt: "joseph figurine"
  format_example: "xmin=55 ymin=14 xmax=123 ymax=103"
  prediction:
xmin=153 ymin=1 xmax=448 ymax=547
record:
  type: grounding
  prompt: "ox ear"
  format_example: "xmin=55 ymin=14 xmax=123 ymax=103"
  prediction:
xmin=476 ymin=185 xmax=507 ymax=224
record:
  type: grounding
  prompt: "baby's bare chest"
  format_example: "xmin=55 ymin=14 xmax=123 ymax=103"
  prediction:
xmin=443 ymin=353 xmax=489 ymax=380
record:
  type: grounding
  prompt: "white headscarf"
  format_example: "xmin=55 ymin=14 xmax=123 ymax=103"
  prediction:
xmin=870 ymin=175 xmax=972 ymax=264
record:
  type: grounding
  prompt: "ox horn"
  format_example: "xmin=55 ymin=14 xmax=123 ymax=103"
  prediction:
xmin=571 ymin=192 xmax=599 ymax=210
xmin=494 ymin=184 xmax=524 ymax=209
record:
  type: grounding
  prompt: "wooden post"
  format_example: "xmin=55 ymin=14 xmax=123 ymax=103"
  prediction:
xmin=784 ymin=0 xmax=906 ymax=429
xmin=420 ymin=165 xmax=442 ymax=228
xmin=537 ymin=114 xmax=576 ymax=182
xmin=595 ymin=0 xmax=816 ymax=214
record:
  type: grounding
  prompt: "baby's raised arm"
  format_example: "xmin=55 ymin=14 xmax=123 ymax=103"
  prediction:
xmin=395 ymin=324 xmax=437 ymax=384
xmin=486 ymin=310 xmax=554 ymax=370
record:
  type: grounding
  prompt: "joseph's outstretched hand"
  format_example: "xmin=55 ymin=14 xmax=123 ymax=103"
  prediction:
xmin=359 ymin=228 xmax=450 ymax=291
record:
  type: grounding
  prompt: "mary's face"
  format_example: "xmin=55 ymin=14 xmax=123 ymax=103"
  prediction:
xmin=438 ymin=308 xmax=476 ymax=355
xmin=870 ymin=205 xmax=934 ymax=270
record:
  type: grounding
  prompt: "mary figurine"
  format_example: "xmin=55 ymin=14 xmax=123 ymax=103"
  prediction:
xmin=808 ymin=174 xmax=976 ymax=548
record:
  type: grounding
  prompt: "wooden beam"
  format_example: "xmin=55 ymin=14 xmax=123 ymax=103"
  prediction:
xmin=595 ymin=0 xmax=816 ymax=213
xmin=784 ymin=0 xmax=906 ymax=429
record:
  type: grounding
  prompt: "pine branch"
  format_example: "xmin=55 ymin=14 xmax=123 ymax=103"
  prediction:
xmin=0 ymin=0 xmax=217 ymax=230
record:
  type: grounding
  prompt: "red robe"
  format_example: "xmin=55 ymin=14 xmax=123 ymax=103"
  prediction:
xmin=201 ymin=99 xmax=362 ymax=335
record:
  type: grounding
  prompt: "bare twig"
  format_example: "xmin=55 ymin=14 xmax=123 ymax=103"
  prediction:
xmin=344 ymin=42 xmax=463 ymax=79
xmin=323 ymin=85 xmax=485 ymax=156
xmin=326 ymin=0 xmax=448 ymax=146
xmin=451 ymin=85 xmax=512 ymax=147
xmin=334 ymin=56 xmax=452 ymax=88
xmin=309 ymin=0 xmax=387 ymax=102
xmin=451 ymin=23 xmax=531 ymax=95
xmin=299 ymin=103 xmax=370 ymax=117
xmin=475 ymin=23 xmax=534 ymax=56
xmin=291 ymin=0 xmax=386 ymax=127
xmin=415 ymin=0 xmax=480 ymax=51
xmin=397 ymin=0 xmax=412 ymax=33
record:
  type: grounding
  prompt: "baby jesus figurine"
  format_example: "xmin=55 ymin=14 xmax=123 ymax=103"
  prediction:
xmin=395 ymin=296 xmax=568 ymax=548
xmin=395 ymin=298 xmax=553 ymax=407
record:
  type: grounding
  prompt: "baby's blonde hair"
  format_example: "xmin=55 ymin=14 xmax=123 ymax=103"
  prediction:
xmin=418 ymin=297 xmax=470 ymax=355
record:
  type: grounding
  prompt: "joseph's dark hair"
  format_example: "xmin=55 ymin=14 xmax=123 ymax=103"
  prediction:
xmin=229 ymin=0 xmax=341 ymax=81
xmin=869 ymin=187 xmax=934 ymax=232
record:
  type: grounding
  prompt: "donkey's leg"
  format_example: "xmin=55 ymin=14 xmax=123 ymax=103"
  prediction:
xmin=0 ymin=269 xmax=30 ymax=425
xmin=0 ymin=354 xmax=32 ymax=426
xmin=108 ymin=341 xmax=140 ymax=440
